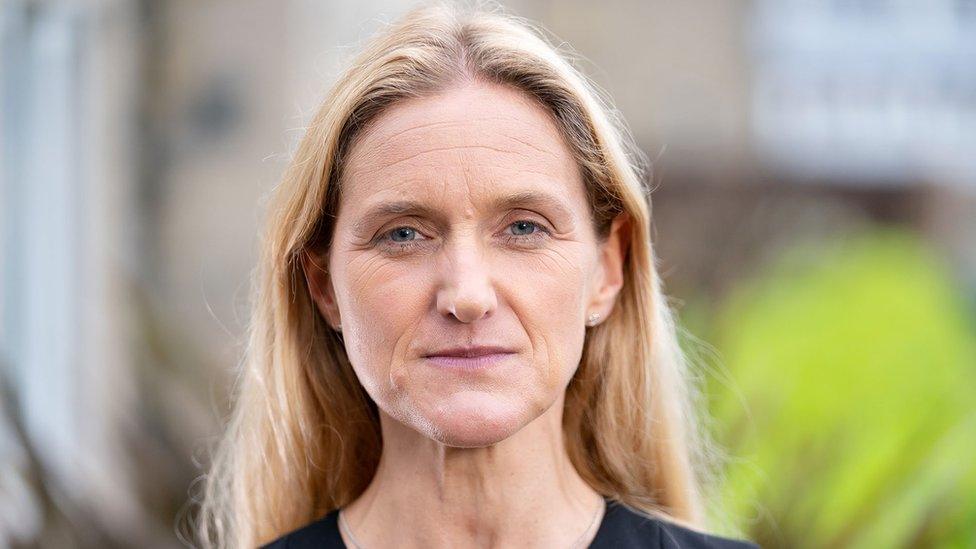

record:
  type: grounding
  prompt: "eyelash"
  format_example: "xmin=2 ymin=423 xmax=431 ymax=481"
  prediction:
xmin=374 ymin=219 xmax=552 ymax=253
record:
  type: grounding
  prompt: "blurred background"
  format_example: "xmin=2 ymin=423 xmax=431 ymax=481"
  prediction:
xmin=1 ymin=0 xmax=974 ymax=547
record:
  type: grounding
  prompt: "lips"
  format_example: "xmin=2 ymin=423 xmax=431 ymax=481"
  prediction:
xmin=424 ymin=345 xmax=516 ymax=358
xmin=423 ymin=345 xmax=517 ymax=371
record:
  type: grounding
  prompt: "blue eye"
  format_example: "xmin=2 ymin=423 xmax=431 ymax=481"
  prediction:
xmin=389 ymin=227 xmax=417 ymax=242
xmin=510 ymin=220 xmax=539 ymax=236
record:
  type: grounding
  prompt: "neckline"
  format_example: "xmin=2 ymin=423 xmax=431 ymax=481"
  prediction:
xmin=589 ymin=496 xmax=614 ymax=543
xmin=336 ymin=496 xmax=615 ymax=548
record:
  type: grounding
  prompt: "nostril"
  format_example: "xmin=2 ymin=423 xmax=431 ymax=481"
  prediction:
xmin=449 ymin=302 xmax=491 ymax=324
xmin=436 ymin=283 xmax=497 ymax=324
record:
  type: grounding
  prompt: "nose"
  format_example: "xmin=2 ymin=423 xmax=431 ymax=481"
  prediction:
xmin=435 ymin=239 xmax=497 ymax=324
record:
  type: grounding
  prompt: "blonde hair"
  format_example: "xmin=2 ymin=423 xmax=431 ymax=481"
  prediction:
xmin=191 ymin=2 xmax=718 ymax=547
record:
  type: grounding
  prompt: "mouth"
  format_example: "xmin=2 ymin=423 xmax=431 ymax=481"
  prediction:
xmin=423 ymin=346 xmax=518 ymax=370
xmin=424 ymin=353 xmax=516 ymax=370
xmin=425 ymin=345 xmax=515 ymax=358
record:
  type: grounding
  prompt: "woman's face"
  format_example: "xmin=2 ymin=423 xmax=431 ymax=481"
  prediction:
xmin=306 ymin=80 xmax=627 ymax=447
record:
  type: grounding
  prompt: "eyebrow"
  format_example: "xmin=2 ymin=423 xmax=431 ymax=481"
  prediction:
xmin=352 ymin=190 xmax=576 ymax=236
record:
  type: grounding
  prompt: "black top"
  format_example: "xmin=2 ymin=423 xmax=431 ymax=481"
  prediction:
xmin=260 ymin=497 xmax=759 ymax=548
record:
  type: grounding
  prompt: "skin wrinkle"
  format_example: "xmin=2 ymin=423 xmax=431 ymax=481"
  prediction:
xmin=376 ymin=144 xmax=535 ymax=176
xmin=356 ymin=115 xmax=529 ymax=156
xmin=304 ymin=79 xmax=629 ymax=548
xmin=487 ymin=128 xmax=563 ymax=158
xmin=346 ymin=115 xmax=559 ymax=181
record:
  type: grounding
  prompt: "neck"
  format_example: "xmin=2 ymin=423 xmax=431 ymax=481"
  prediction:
xmin=339 ymin=394 xmax=605 ymax=548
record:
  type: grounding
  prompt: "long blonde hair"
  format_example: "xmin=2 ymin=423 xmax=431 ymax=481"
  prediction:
xmin=192 ymin=2 xmax=717 ymax=547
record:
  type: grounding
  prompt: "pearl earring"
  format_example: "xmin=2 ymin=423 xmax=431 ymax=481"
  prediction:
xmin=336 ymin=323 xmax=342 ymax=332
xmin=586 ymin=312 xmax=601 ymax=326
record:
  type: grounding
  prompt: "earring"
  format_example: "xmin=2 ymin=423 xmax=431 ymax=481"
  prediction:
xmin=336 ymin=323 xmax=342 ymax=332
xmin=586 ymin=312 xmax=601 ymax=326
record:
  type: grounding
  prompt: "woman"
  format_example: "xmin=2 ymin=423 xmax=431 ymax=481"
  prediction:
xmin=195 ymin=2 xmax=758 ymax=548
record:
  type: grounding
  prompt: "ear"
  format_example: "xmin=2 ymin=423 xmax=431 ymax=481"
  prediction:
xmin=301 ymin=248 xmax=342 ymax=330
xmin=587 ymin=212 xmax=631 ymax=321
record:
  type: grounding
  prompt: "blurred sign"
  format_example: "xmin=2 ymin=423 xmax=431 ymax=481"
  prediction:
xmin=749 ymin=0 xmax=976 ymax=186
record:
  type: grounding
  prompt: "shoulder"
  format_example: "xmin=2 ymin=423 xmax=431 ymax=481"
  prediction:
xmin=591 ymin=499 xmax=759 ymax=549
xmin=655 ymin=520 xmax=759 ymax=549
xmin=259 ymin=509 xmax=345 ymax=549
xmin=258 ymin=501 xmax=759 ymax=549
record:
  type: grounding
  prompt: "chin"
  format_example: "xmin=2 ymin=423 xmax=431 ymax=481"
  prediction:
xmin=416 ymin=394 xmax=537 ymax=448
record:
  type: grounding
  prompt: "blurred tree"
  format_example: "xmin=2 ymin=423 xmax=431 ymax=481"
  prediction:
xmin=697 ymin=228 xmax=976 ymax=548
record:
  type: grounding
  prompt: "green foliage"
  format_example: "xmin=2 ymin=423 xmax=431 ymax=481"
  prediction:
xmin=700 ymin=228 xmax=976 ymax=548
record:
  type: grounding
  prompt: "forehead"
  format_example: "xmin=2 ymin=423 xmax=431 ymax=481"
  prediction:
xmin=339 ymin=80 xmax=586 ymax=208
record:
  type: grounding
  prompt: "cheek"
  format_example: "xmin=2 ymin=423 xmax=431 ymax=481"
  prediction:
xmin=332 ymin=252 xmax=429 ymax=398
xmin=505 ymin=244 xmax=594 ymax=389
